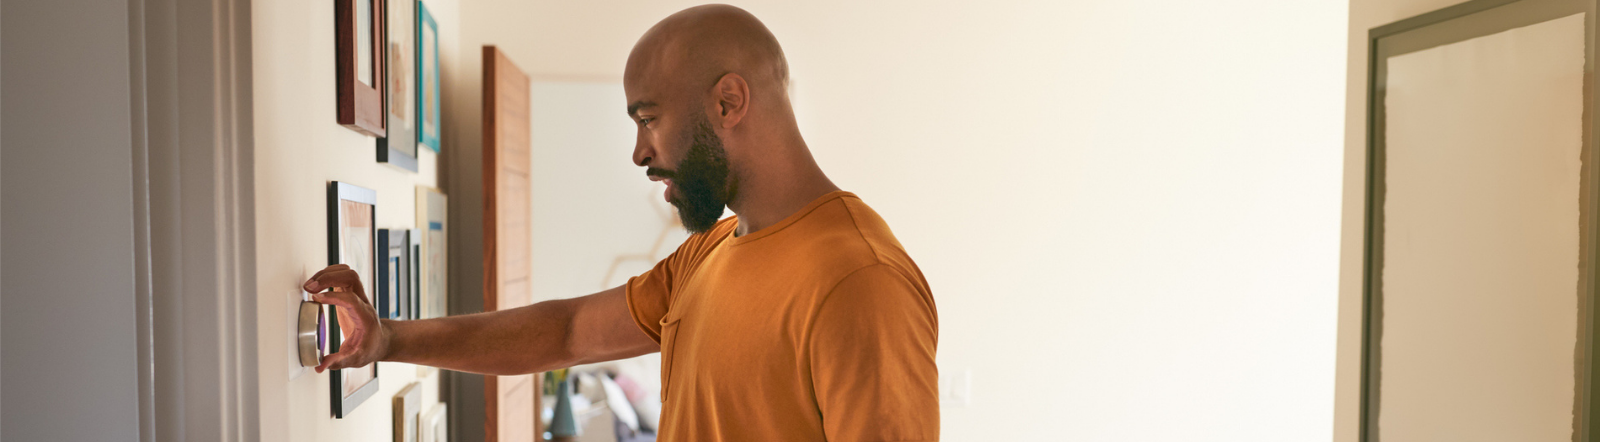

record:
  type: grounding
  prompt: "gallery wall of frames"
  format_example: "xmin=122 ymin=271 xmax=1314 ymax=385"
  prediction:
xmin=252 ymin=0 xmax=462 ymax=441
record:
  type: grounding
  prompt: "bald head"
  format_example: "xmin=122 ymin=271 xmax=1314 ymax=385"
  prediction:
xmin=625 ymin=4 xmax=791 ymax=112
xmin=625 ymin=6 xmax=834 ymax=234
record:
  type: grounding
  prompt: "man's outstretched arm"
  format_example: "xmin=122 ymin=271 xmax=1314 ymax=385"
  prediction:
xmin=304 ymin=264 xmax=658 ymax=376
xmin=384 ymin=286 xmax=658 ymax=374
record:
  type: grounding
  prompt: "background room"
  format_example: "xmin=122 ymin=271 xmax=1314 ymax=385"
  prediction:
xmin=446 ymin=1 xmax=1349 ymax=441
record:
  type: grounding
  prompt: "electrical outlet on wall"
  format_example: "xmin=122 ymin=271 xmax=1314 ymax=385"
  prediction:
xmin=940 ymin=367 xmax=970 ymax=407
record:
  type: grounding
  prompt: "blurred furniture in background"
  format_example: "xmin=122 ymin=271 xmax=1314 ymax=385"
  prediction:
xmin=543 ymin=369 xmax=658 ymax=442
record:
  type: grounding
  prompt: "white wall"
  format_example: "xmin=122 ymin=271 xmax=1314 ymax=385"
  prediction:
xmin=1334 ymin=1 xmax=1469 ymax=441
xmin=251 ymin=0 xmax=462 ymax=440
xmin=1 ymin=1 xmax=142 ymax=441
xmin=526 ymin=82 xmax=689 ymax=312
xmin=463 ymin=1 xmax=1348 ymax=441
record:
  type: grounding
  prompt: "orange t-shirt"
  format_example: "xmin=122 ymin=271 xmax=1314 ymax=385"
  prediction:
xmin=625 ymin=191 xmax=939 ymax=442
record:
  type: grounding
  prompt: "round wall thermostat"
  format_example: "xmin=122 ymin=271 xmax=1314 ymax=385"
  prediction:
xmin=297 ymin=301 xmax=324 ymax=368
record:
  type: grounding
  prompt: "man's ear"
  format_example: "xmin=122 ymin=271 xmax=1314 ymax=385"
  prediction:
xmin=710 ymin=73 xmax=749 ymax=129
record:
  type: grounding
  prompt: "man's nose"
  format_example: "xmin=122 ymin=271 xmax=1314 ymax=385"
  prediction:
xmin=633 ymin=134 xmax=654 ymax=167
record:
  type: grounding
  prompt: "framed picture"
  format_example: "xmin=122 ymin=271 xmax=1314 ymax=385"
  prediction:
xmin=377 ymin=228 xmax=409 ymax=320
xmin=376 ymin=0 xmax=417 ymax=171
xmin=1360 ymin=0 xmax=1600 ymax=439
xmin=409 ymin=228 xmax=423 ymax=320
xmin=417 ymin=186 xmax=447 ymax=319
xmin=326 ymin=181 xmax=380 ymax=418
xmin=417 ymin=1 xmax=441 ymax=152
xmin=336 ymin=0 xmax=387 ymax=137
xmin=421 ymin=403 xmax=448 ymax=442
xmin=393 ymin=382 xmax=422 ymax=442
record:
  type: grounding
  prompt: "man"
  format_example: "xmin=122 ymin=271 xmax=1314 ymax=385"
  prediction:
xmin=304 ymin=5 xmax=938 ymax=441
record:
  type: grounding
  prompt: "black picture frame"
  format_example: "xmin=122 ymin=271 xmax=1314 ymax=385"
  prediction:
xmin=1361 ymin=0 xmax=1600 ymax=440
xmin=376 ymin=0 xmax=418 ymax=171
xmin=326 ymin=181 xmax=381 ymax=419
xmin=377 ymin=228 xmax=409 ymax=320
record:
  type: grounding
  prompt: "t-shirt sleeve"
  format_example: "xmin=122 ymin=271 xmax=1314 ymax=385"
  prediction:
xmin=623 ymin=253 xmax=677 ymax=344
xmin=624 ymin=218 xmax=734 ymax=344
xmin=809 ymin=264 xmax=940 ymax=442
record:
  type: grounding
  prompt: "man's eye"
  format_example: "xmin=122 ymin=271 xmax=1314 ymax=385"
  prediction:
xmin=638 ymin=118 xmax=653 ymax=126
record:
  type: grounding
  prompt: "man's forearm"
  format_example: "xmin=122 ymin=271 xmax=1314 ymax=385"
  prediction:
xmin=382 ymin=299 xmax=579 ymax=376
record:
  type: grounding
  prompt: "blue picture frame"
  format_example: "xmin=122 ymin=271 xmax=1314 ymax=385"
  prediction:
xmin=417 ymin=1 xmax=441 ymax=153
xmin=377 ymin=228 xmax=408 ymax=320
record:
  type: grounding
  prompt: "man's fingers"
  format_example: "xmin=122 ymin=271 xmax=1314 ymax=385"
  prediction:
xmin=306 ymin=267 xmax=358 ymax=292
xmin=316 ymin=341 xmax=370 ymax=372
xmin=325 ymin=350 xmax=375 ymax=372
xmin=303 ymin=264 xmax=351 ymax=291
xmin=307 ymin=264 xmax=349 ymax=284
xmin=313 ymin=289 xmax=365 ymax=310
xmin=305 ymin=267 xmax=362 ymax=293
xmin=316 ymin=293 xmax=374 ymax=340
xmin=315 ymin=350 xmax=342 ymax=371
xmin=317 ymin=352 xmax=349 ymax=372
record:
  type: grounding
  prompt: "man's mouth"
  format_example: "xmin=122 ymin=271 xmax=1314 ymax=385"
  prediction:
xmin=647 ymin=170 xmax=675 ymax=203
xmin=644 ymin=165 xmax=681 ymax=203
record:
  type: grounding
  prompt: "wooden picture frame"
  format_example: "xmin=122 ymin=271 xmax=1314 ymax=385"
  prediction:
xmin=393 ymin=382 xmax=422 ymax=442
xmin=337 ymin=0 xmax=387 ymax=137
xmin=327 ymin=181 xmax=381 ymax=418
xmin=377 ymin=228 xmax=409 ymax=320
xmin=418 ymin=2 xmax=441 ymax=152
xmin=376 ymin=0 xmax=417 ymax=171
xmin=1360 ymin=0 xmax=1600 ymax=440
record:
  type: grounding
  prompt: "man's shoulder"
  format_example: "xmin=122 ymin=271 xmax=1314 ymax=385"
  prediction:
xmin=833 ymin=196 xmax=904 ymax=251
xmin=827 ymin=195 xmax=918 ymax=269
xmin=794 ymin=195 xmax=925 ymax=286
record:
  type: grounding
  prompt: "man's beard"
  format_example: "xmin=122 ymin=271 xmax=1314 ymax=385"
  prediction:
xmin=649 ymin=115 xmax=736 ymax=234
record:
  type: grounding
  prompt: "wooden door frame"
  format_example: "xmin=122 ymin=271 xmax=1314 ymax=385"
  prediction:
xmin=481 ymin=44 xmax=542 ymax=442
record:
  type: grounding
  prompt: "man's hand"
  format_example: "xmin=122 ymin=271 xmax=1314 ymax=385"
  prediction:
xmin=302 ymin=264 xmax=392 ymax=373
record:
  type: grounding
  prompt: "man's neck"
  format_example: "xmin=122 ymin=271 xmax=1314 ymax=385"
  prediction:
xmin=727 ymin=165 xmax=840 ymax=237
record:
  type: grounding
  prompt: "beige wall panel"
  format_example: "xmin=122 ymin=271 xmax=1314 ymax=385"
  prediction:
xmin=1380 ymin=13 xmax=1585 ymax=442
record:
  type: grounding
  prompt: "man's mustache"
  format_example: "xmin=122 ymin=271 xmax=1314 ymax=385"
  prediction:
xmin=646 ymin=167 xmax=677 ymax=180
